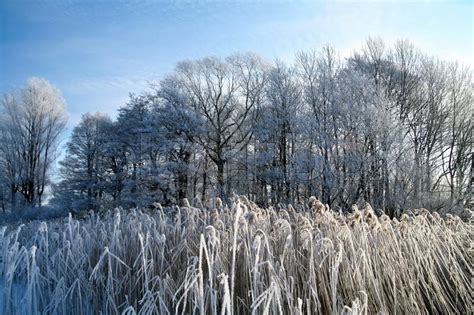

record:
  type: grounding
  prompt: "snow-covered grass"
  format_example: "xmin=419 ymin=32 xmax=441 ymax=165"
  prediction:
xmin=0 ymin=196 xmax=471 ymax=314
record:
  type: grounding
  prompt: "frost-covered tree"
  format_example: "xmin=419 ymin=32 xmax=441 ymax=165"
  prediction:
xmin=297 ymin=47 xmax=340 ymax=206
xmin=56 ymin=113 xmax=112 ymax=211
xmin=115 ymin=94 xmax=155 ymax=207
xmin=169 ymin=56 xmax=264 ymax=199
xmin=0 ymin=78 xmax=67 ymax=209
xmin=259 ymin=60 xmax=301 ymax=203
xmin=154 ymin=77 xmax=205 ymax=202
xmin=438 ymin=63 xmax=473 ymax=207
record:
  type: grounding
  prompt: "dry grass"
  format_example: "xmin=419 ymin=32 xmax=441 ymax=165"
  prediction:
xmin=0 ymin=196 xmax=472 ymax=314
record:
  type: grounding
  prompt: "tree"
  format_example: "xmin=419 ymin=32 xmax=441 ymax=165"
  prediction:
xmin=115 ymin=94 xmax=155 ymax=207
xmin=57 ymin=113 xmax=112 ymax=211
xmin=297 ymin=47 xmax=339 ymax=206
xmin=0 ymin=78 xmax=67 ymax=209
xmin=155 ymin=78 xmax=205 ymax=202
xmin=171 ymin=56 xmax=263 ymax=199
xmin=438 ymin=63 xmax=473 ymax=207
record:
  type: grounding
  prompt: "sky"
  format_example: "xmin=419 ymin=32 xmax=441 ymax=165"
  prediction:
xmin=1 ymin=0 xmax=473 ymax=131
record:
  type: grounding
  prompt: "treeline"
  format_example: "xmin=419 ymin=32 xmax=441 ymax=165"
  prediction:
xmin=1 ymin=39 xmax=472 ymax=215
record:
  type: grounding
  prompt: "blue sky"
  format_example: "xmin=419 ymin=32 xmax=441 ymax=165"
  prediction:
xmin=1 ymin=0 xmax=473 ymax=129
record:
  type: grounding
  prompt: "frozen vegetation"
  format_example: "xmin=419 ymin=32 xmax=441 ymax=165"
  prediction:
xmin=0 ymin=0 xmax=472 ymax=312
xmin=0 ymin=196 xmax=471 ymax=314
xmin=0 ymin=38 xmax=472 ymax=314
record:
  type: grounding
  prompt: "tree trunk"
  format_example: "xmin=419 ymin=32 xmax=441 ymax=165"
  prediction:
xmin=177 ymin=151 xmax=191 ymax=202
xmin=217 ymin=159 xmax=225 ymax=200
xmin=10 ymin=185 xmax=16 ymax=210
xmin=202 ymin=155 xmax=208 ymax=203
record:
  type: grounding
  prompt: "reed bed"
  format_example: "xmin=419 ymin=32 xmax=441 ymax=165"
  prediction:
xmin=0 ymin=196 xmax=471 ymax=314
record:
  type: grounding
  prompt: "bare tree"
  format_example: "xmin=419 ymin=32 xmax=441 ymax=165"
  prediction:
xmin=438 ymin=63 xmax=473 ymax=206
xmin=0 ymin=78 xmax=67 ymax=208
xmin=297 ymin=46 xmax=340 ymax=205
xmin=172 ymin=56 xmax=264 ymax=199
xmin=264 ymin=60 xmax=301 ymax=203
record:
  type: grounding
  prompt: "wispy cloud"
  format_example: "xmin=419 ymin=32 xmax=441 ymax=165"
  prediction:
xmin=62 ymin=75 xmax=151 ymax=95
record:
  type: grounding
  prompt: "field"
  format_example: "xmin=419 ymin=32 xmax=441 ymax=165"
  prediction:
xmin=0 ymin=196 xmax=472 ymax=314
